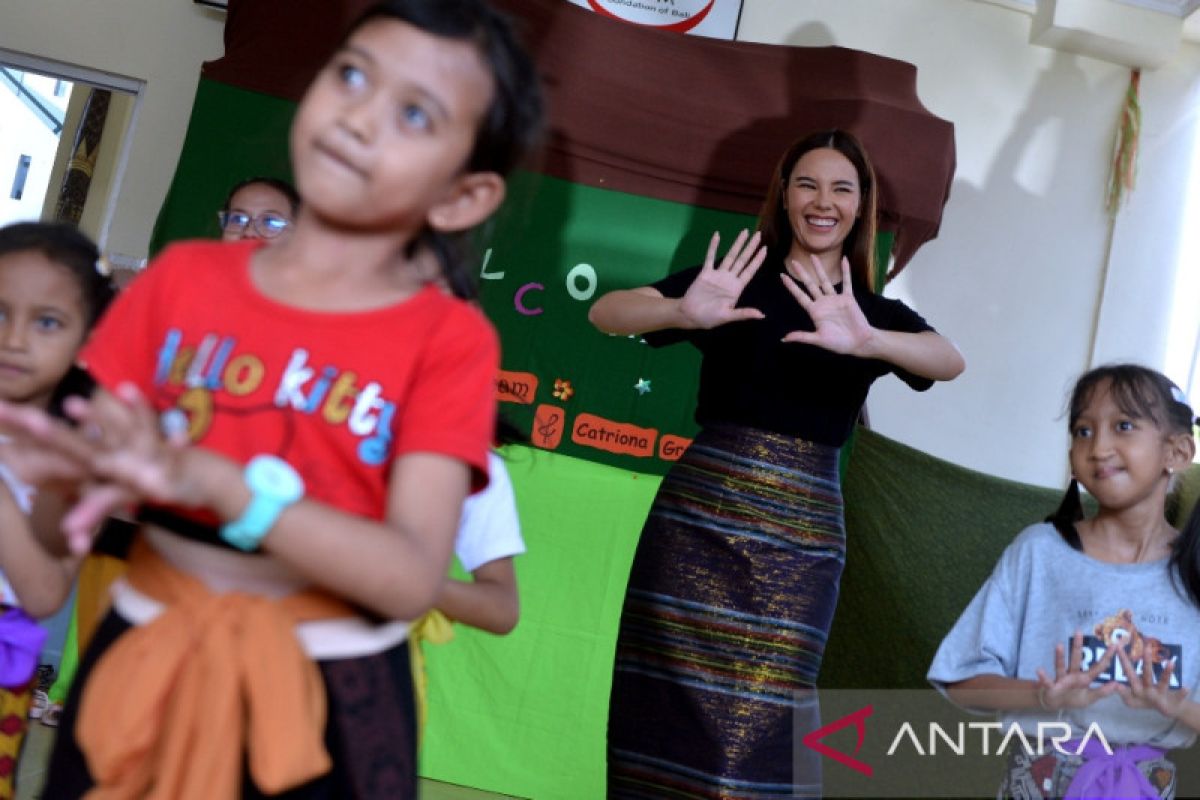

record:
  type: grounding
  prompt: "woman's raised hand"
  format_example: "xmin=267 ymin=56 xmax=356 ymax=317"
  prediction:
xmin=1035 ymin=631 xmax=1121 ymax=711
xmin=781 ymin=255 xmax=874 ymax=354
xmin=678 ymin=230 xmax=767 ymax=330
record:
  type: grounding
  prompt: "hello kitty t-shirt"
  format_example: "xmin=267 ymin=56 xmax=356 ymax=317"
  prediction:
xmin=81 ymin=240 xmax=498 ymax=529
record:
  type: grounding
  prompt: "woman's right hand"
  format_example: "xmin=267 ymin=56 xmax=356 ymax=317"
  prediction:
xmin=678 ymin=230 xmax=767 ymax=329
xmin=1035 ymin=631 xmax=1121 ymax=711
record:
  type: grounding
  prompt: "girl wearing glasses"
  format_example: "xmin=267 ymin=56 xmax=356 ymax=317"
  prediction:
xmin=217 ymin=177 xmax=300 ymax=241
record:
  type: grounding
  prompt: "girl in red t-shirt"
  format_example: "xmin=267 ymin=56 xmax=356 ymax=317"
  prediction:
xmin=0 ymin=2 xmax=543 ymax=797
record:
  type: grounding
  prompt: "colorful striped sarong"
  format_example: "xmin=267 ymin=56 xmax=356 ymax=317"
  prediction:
xmin=607 ymin=424 xmax=844 ymax=799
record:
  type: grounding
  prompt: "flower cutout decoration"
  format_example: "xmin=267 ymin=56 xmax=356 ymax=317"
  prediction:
xmin=553 ymin=378 xmax=575 ymax=402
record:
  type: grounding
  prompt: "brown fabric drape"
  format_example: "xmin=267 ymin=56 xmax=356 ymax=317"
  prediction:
xmin=200 ymin=0 xmax=372 ymax=102
xmin=492 ymin=0 xmax=956 ymax=275
xmin=202 ymin=0 xmax=955 ymax=274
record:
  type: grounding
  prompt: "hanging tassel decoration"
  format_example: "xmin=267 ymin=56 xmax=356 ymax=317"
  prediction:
xmin=1106 ymin=69 xmax=1142 ymax=217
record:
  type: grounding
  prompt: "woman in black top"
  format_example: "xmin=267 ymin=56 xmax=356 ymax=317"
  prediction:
xmin=590 ymin=129 xmax=964 ymax=798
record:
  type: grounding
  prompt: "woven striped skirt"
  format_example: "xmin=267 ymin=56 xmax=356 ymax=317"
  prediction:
xmin=607 ymin=424 xmax=845 ymax=799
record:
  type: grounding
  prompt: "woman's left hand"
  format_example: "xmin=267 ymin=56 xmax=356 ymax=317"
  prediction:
xmin=1114 ymin=646 xmax=1191 ymax=720
xmin=780 ymin=255 xmax=875 ymax=355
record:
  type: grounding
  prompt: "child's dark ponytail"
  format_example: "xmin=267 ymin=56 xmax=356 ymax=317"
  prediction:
xmin=1046 ymin=478 xmax=1085 ymax=550
xmin=47 ymin=366 xmax=97 ymax=421
xmin=411 ymin=227 xmax=476 ymax=301
xmin=495 ymin=413 xmax=526 ymax=449
xmin=1177 ymin=479 xmax=1200 ymax=608
xmin=1171 ymin=409 xmax=1200 ymax=607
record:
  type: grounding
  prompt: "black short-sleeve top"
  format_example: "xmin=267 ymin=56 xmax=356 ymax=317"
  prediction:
xmin=644 ymin=258 xmax=936 ymax=447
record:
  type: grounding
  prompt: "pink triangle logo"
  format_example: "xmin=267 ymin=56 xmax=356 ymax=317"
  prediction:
xmin=801 ymin=705 xmax=874 ymax=777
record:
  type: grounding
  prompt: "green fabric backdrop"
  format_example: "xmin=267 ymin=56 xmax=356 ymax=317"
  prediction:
xmin=421 ymin=448 xmax=658 ymax=799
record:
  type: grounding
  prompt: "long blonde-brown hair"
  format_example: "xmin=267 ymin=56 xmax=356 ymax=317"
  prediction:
xmin=756 ymin=129 xmax=879 ymax=292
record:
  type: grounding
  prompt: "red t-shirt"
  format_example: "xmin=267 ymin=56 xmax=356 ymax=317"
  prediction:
xmin=81 ymin=240 xmax=498 ymax=524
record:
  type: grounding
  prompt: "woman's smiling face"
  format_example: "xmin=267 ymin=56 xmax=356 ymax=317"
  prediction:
xmin=784 ymin=147 xmax=862 ymax=265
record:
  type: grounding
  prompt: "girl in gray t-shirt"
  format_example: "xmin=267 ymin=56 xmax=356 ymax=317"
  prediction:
xmin=930 ymin=364 xmax=1200 ymax=799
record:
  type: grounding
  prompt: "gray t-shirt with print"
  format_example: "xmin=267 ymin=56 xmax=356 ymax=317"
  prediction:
xmin=928 ymin=522 xmax=1200 ymax=749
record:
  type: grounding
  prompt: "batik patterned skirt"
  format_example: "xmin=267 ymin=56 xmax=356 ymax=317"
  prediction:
xmin=607 ymin=424 xmax=845 ymax=799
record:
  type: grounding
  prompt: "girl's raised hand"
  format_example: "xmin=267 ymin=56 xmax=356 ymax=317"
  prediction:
xmin=0 ymin=399 xmax=136 ymax=554
xmin=0 ymin=400 xmax=93 ymax=491
xmin=781 ymin=255 xmax=874 ymax=354
xmin=678 ymin=230 xmax=767 ymax=330
xmin=52 ymin=384 xmax=206 ymax=552
xmin=1035 ymin=631 xmax=1121 ymax=711
xmin=62 ymin=383 xmax=196 ymax=508
xmin=1114 ymin=647 xmax=1191 ymax=720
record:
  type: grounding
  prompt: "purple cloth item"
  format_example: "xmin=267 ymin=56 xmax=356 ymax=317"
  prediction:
xmin=1063 ymin=738 xmax=1166 ymax=800
xmin=0 ymin=607 xmax=47 ymax=689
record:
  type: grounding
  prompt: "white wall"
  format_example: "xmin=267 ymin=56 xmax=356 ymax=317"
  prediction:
xmin=738 ymin=0 xmax=1199 ymax=489
xmin=1094 ymin=45 xmax=1200 ymax=390
xmin=0 ymin=1 xmax=225 ymax=262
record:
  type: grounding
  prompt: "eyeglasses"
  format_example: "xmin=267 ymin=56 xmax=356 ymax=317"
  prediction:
xmin=217 ymin=210 xmax=292 ymax=239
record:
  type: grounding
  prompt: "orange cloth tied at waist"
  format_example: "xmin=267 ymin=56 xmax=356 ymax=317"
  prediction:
xmin=77 ymin=536 xmax=355 ymax=800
